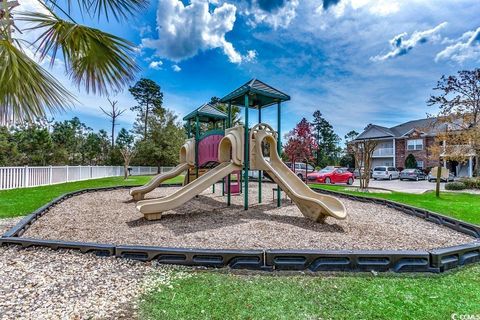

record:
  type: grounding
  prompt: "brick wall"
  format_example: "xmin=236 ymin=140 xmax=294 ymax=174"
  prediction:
xmin=395 ymin=136 xmax=440 ymax=169
xmin=395 ymin=138 xmax=406 ymax=168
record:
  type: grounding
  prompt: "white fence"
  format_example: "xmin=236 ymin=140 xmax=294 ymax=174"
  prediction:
xmin=0 ymin=166 xmax=174 ymax=190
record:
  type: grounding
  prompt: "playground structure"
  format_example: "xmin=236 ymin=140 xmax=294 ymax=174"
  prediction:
xmin=3 ymin=79 xmax=478 ymax=275
xmin=133 ymin=79 xmax=346 ymax=222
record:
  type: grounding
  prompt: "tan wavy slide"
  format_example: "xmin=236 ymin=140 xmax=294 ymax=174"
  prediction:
xmin=136 ymin=126 xmax=245 ymax=220
xmin=130 ymin=138 xmax=196 ymax=201
xmin=250 ymin=124 xmax=346 ymax=222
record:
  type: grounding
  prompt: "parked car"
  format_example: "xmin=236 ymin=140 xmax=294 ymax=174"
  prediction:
xmin=399 ymin=169 xmax=426 ymax=181
xmin=285 ymin=162 xmax=315 ymax=180
xmin=307 ymin=167 xmax=354 ymax=185
xmin=248 ymin=170 xmax=273 ymax=181
xmin=427 ymin=170 xmax=455 ymax=182
xmin=248 ymin=157 xmax=273 ymax=181
xmin=353 ymin=168 xmax=373 ymax=179
xmin=372 ymin=166 xmax=400 ymax=180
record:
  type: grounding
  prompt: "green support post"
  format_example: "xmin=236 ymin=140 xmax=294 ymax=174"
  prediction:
xmin=244 ymin=95 xmax=249 ymax=210
xmin=195 ymin=115 xmax=200 ymax=180
xmin=222 ymin=119 xmax=225 ymax=196
xmin=186 ymin=120 xmax=191 ymax=185
xmin=227 ymin=101 xmax=232 ymax=206
xmin=277 ymin=101 xmax=281 ymax=207
xmin=258 ymin=108 xmax=262 ymax=203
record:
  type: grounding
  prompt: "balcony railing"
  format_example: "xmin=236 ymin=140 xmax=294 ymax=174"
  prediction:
xmin=372 ymin=148 xmax=394 ymax=157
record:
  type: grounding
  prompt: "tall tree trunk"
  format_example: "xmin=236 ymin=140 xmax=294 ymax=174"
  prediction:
xmin=435 ymin=166 xmax=442 ymax=198
xmin=143 ymin=103 xmax=149 ymax=140
xmin=111 ymin=119 xmax=115 ymax=148
xmin=122 ymin=152 xmax=132 ymax=179
xmin=474 ymin=155 xmax=478 ymax=177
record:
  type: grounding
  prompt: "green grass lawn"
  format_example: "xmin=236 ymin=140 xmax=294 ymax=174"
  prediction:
xmin=310 ymin=183 xmax=480 ymax=225
xmin=1 ymin=175 xmax=478 ymax=319
xmin=141 ymin=265 xmax=480 ymax=320
xmin=0 ymin=175 xmax=183 ymax=219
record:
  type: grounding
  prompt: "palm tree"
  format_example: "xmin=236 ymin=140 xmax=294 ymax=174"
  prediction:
xmin=0 ymin=0 xmax=147 ymax=124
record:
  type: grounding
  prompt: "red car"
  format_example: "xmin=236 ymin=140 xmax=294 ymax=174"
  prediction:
xmin=307 ymin=167 xmax=354 ymax=185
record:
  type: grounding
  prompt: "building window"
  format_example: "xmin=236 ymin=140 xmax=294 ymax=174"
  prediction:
xmin=416 ymin=160 xmax=424 ymax=169
xmin=407 ymin=139 xmax=423 ymax=151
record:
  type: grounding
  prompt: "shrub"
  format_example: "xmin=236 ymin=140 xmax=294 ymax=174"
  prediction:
xmin=459 ymin=178 xmax=480 ymax=189
xmin=445 ymin=182 xmax=467 ymax=190
xmin=404 ymin=154 xmax=417 ymax=169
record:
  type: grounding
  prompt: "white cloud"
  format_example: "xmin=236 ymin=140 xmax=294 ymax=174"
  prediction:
xmin=142 ymin=0 xmax=251 ymax=64
xmin=318 ymin=0 xmax=401 ymax=18
xmin=137 ymin=25 xmax=152 ymax=37
xmin=243 ymin=0 xmax=299 ymax=29
xmin=367 ymin=0 xmax=400 ymax=16
xmin=172 ymin=64 xmax=182 ymax=72
xmin=371 ymin=22 xmax=447 ymax=61
xmin=243 ymin=50 xmax=257 ymax=62
xmin=436 ymin=27 xmax=480 ymax=63
xmin=149 ymin=60 xmax=163 ymax=70
xmin=12 ymin=0 xmax=53 ymax=63
xmin=12 ymin=0 xmax=48 ymax=16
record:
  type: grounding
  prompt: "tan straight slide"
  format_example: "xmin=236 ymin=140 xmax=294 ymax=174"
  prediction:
xmin=136 ymin=162 xmax=242 ymax=220
xmin=129 ymin=163 xmax=190 ymax=201
xmin=130 ymin=138 xmax=196 ymax=201
xmin=136 ymin=125 xmax=245 ymax=220
xmin=251 ymin=125 xmax=346 ymax=222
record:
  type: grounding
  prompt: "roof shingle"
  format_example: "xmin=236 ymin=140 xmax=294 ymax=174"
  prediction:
xmin=183 ymin=103 xmax=227 ymax=121
xmin=355 ymin=117 xmax=448 ymax=140
xmin=220 ymin=79 xmax=290 ymax=108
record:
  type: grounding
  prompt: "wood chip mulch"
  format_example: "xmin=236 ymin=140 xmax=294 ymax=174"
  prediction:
xmin=23 ymin=183 xmax=474 ymax=251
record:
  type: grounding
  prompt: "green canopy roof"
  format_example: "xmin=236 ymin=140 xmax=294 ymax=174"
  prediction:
xmin=220 ymin=79 xmax=290 ymax=109
xmin=183 ymin=103 xmax=227 ymax=122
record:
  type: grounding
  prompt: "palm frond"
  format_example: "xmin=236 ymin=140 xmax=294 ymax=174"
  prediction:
xmin=18 ymin=11 xmax=139 ymax=95
xmin=0 ymin=40 xmax=75 ymax=124
xmin=47 ymin=0 xmax=148 ymax=21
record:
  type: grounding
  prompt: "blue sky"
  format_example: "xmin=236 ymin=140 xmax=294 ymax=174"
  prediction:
xmin=21 ymin=0 xmax=480 ymax=141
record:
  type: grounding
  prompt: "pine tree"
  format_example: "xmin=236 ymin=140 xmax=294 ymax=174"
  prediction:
xmin=311 ymin=110 xmax=341 ymax=167
xmin=129 ymin=78 xmax=164 ymax=140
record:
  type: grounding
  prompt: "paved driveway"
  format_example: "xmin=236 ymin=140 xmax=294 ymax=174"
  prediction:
xmin=351 ymin=178 xmax=444 ymax=194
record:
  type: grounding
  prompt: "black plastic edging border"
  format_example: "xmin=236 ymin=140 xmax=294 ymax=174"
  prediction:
xmin=1 ymin=184 xmax=479 ymax=273
xmin=311 ymin=187 xmax=480 ymax=239
xmin=2 ymin=184 xmax=182 ymax=238
xmin=115 ymin=245 xmax=265 ymax=270
xmin=265 ymin=249 xmax=434 ymax=272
